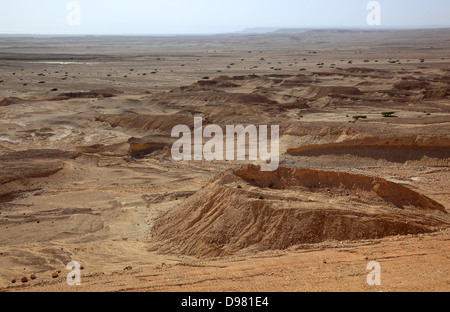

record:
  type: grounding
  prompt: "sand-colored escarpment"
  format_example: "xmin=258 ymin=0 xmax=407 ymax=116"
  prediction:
xmin=0 ymin=149 xmax=80 ymax=203
xmin=151 ymin=165 xmax=449 ymax=258
xmin=286 ymin=136 xmax=450 ymax=166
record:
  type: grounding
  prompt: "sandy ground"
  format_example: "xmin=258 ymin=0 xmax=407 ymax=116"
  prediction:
xmin=0 ymin=29 xmax=449 ymax=292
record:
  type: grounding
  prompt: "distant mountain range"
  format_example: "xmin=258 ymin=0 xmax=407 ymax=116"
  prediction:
xmin=236 ymin=27 xmax=281 ymax=34
xmin=235 ymin=25 xmax=450 ymax=35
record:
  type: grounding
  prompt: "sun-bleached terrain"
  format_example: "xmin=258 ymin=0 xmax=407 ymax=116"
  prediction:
xmin=0 ymin=29 xmax=449 ymax=292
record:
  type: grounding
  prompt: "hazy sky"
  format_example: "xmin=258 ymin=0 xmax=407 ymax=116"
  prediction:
xmin=1 ymin=0 xmax=450 ymax=35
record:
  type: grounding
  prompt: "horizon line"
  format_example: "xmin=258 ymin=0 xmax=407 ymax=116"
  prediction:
xmin=1 ymin=25 xmax=450 ymax=37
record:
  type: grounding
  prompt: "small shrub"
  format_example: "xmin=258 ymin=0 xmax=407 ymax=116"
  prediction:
xmin=381 ymin=112 xmax=396 ymax=117
xmin=237 ymin=185 xmax=242 ymax=189
xmin=258 ymin=194 xmax=264 ymax=200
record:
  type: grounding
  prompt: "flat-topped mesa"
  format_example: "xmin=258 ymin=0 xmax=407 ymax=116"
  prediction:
xmin=235 ymin=165 xmax=446 ymax=212
xmin=150 ymin=165 xmax=448 ymax=258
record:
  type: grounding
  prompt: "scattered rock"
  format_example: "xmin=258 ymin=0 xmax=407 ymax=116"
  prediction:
xmin=21 ymin=276 xmax=29 ymax=283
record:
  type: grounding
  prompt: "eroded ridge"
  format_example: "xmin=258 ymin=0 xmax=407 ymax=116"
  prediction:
xmin=151 ymin=165 xmax=449 ymax=257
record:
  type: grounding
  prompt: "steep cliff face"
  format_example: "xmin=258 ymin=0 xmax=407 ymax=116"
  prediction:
xmin=286 ymin=136 xmax=450 ymax=167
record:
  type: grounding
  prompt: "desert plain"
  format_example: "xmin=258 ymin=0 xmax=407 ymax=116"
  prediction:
xmin=0 ymin=28 xmax=449 ymax=292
